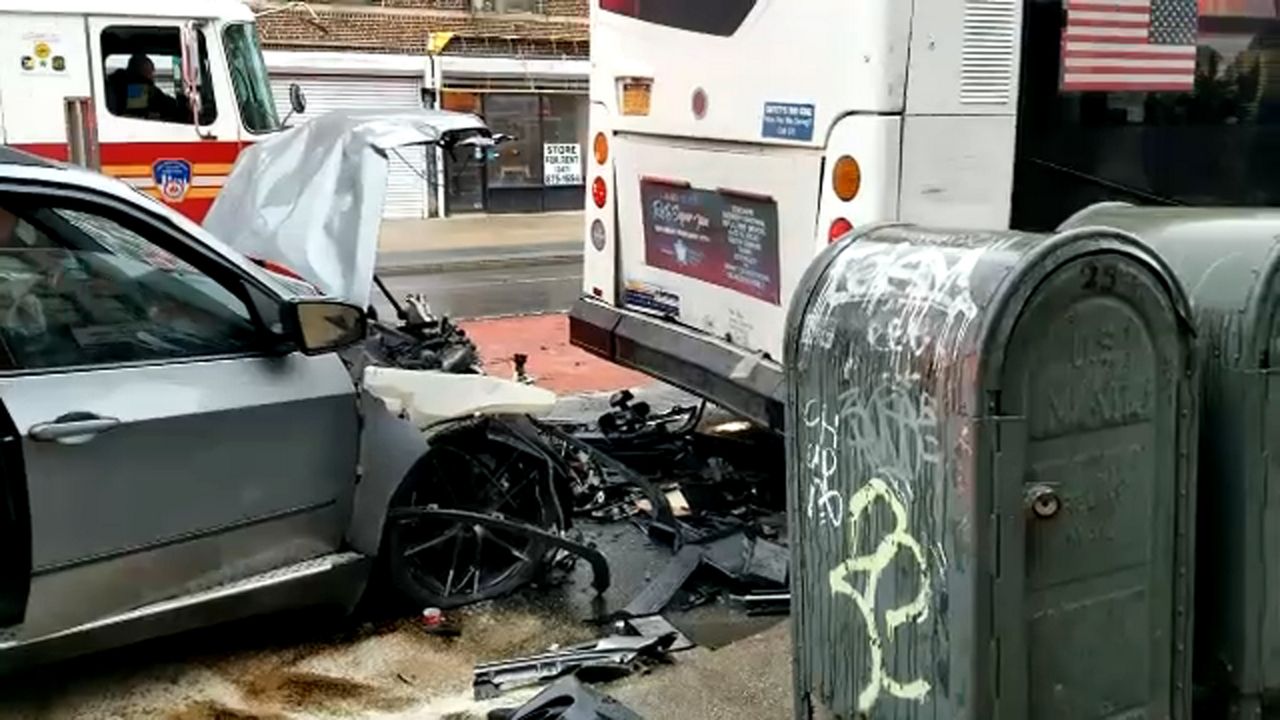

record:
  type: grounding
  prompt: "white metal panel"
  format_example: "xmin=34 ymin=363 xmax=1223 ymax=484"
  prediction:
xmin=271 ymin=73 xmax=430 ymax=219
xmin=591 ymin=0 xmax=910 ymax=147
xmin=898 ymin=114 xmax=1017 ymax=229
xmin=0 ymin=13 xmax=93 ymax=145
xmin=906 ymin=0 xmax=1025 ymax=114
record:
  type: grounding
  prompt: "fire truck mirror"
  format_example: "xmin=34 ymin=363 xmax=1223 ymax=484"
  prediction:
xmin=289 ymin=83 xmax=307 ymax=116
xmin=179 ymin=23 xmax=200 ymax=95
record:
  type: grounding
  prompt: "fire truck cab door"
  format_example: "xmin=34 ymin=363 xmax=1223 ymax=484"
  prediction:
xmin=86 ymin=16 xmax=240 ymax=149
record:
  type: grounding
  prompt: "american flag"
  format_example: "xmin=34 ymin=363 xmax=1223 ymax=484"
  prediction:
xmin=1061 ymin=0 xmax=1200 ymax=92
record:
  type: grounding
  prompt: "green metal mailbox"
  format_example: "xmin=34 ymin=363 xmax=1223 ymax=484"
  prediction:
xmin=784 ymin=223 xmax=1198 ymax=719
xmin=1059 ymin=204 xmax=1280 ymax=717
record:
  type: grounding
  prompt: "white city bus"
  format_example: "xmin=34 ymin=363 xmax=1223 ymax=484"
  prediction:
xmin=571 ymin=0 xmax=1280 ymax=430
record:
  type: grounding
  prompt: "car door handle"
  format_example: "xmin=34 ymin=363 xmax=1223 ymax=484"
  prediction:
xmin=28 ymin=413 xmax=123 ymax=444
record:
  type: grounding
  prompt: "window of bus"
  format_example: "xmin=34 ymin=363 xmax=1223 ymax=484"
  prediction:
xmin=223 ymin=23 xmax=281 ymax=134
xmin=100 ymin=26 xmax=217 ymax=126
xmin=1012 ymin=0 xmax=1280 ymax=230
xmin=598 ymin=0 xmax=756 ymax=36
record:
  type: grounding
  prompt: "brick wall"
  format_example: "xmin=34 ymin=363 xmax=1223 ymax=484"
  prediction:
xmin=256 ymin=4 xmax=589 ymax=57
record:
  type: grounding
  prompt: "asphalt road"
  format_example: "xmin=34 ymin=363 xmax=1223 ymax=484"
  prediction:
xmin=370 ymin=260 xmax=582 ymax=321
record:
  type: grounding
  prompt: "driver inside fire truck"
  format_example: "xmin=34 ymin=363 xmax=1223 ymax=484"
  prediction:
xmin=106 ymin=53 xmax=185 ymax=123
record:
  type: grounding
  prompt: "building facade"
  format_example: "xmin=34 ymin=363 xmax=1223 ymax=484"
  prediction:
xmin=254 ymin=0 xmax=590 ymax=218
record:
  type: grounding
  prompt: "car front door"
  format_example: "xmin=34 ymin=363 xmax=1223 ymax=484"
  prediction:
xmin=0 ymin=181 xmax=359 ymax=640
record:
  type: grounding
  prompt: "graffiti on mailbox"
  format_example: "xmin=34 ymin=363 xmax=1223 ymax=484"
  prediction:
xmin=794 ymin=233 xmax=1002 ymax=716
xmin=801 ymin=399 xmax=844 ymax=530
xmin=800 ymin=240 xmax=985 ymax=364
xmin=829 ymin=477 xmax=933 ymax=713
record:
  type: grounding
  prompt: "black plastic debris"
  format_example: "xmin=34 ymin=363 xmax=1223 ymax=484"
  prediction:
xmin=473 ymin=634 xmax=676 ymax=700
xmin=487 ymin=676 xmax=646 ymax=720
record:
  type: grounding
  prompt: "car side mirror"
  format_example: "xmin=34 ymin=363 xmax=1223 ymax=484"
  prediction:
xmin=281 ymin=298 xmax=366 ymax=355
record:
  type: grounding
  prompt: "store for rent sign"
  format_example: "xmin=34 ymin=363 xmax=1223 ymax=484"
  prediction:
xmin=543 ymin=143 xmax=583 ymax=186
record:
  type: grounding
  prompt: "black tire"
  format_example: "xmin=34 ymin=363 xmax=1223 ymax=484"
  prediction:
xmin=384 ymin=419 xmax=564 ymax=609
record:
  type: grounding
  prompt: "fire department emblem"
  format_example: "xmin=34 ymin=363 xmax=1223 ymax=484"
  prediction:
xmin=152 ymin=159 xmax=192 ymax=204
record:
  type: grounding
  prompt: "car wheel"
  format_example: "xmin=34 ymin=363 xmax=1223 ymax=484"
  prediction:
xmin=385 ymin=419 xmax=565 ymax=609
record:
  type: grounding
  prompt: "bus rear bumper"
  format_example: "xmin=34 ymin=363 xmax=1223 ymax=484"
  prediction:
xmin=568 ymin=297 xmax=786 ymax=432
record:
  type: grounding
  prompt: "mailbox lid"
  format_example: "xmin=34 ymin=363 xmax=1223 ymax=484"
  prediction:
xmin=785 ymin=223 xmax=1195 ymax=720
xmin=1061 ymin=204 xmax=1280 ymax=700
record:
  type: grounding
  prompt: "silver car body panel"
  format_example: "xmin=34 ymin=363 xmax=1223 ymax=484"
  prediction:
xmin=6 ymin=355 xmax=358 ymax=637
xmin=0 ymin=155 xmax=364 ymax=665
xmin=203 ymin=108 xmax=492 ymax=309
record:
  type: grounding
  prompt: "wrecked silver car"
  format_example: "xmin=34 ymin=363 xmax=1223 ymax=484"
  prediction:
xmin=0 ymin=110 xmax=594 ymax=672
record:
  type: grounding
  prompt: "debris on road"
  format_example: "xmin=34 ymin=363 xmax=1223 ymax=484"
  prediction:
xmin=487 ymin=676 xmax=646 ymax=720
xmin=472 ymin=633 xmax=676 ymax=700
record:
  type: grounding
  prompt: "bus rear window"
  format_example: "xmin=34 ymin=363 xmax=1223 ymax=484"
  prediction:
xmin=599 ymin=0 xmax=755 ymax=36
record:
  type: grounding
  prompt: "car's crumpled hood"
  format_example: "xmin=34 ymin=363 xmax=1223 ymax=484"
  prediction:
xmin=203 ymin=108 xmax=492 ymax=308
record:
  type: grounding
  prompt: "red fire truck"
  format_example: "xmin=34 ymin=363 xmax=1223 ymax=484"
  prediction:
xmin=0 ymin=0 xmax=295 ymax=222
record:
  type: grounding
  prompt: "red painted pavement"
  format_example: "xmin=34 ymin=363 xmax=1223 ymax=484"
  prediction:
xmin=459 ymin=313 xmax=651 ymax=395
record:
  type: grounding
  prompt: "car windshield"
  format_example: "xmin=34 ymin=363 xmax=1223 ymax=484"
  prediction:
xmin=223 ymin=22 xmax=280 ymax=134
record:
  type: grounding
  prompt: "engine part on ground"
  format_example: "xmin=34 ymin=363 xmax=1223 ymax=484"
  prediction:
xmin=487 ymin=676 xmax=646 ymax=720
xmin=473 ymin=633 xmax=676 ymax=700
xmin=383 ymin=417 xmax=574 ymax=609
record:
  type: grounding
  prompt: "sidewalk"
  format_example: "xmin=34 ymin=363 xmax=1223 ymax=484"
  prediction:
xmin=377 ymin=211 xmax=584 ymax=275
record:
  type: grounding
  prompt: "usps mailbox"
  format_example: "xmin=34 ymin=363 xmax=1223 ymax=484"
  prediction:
xmin=784 ymin=224 xmax=1198 ymax=719
xmin=1060 ymin=204 xmax=1280 ymax=717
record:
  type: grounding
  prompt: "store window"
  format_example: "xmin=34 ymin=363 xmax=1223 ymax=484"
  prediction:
xmin=486 ymin=94 xmax=544 ymax=189
xmin=1011 ymin=0 xmax=1280 ymax=230
xmin=100 ymin=26 xmax=217 ymax=126
xmin=442 ymin=91 xmax=487 ymax=214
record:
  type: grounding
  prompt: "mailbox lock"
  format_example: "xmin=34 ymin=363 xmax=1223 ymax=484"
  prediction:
xmin=1027 ymin=485 xmax=1061 ymax=519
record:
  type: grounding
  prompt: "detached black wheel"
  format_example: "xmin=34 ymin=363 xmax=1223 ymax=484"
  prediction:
xmin=385 ymin=420 xmax=565 ymax=609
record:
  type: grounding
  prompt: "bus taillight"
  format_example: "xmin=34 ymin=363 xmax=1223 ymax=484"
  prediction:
xmin=829 ymin=218 xmax=853 ymax=242
xmin=592 ymin=177 xmax=608 ymax=208
xmin=594 ymin=132 xmax=609 ymax=165
xmin=832 ymin=155 xmax=862 ymax=201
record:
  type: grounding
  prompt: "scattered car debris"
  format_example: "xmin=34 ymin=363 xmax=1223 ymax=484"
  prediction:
xmin=473 ymin=633 xmax=676 ymax=700
xmin=487 ymin=676 xmax=646 ymax=720
xmin=618 ymin=615 xmax=695 ymax=653
xmin=728 ymin=591 xmax=791 ymax=617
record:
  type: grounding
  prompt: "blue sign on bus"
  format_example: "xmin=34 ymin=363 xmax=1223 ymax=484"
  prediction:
xmin=761 ymin=102 xmax=815 ymax=142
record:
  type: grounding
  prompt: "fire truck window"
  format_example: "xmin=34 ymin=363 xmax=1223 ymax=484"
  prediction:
xmin=223 ymin=23 xmax=280 ymax=134
xmin=100 ymin=26 xmax=218 ymax=126
xmin=1012 ymin=0 xmax=1280 ymax=230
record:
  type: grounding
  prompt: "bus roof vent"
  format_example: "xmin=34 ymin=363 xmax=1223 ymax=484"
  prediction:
xmin=960 ymin=0 xmax=1018 ymax=105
